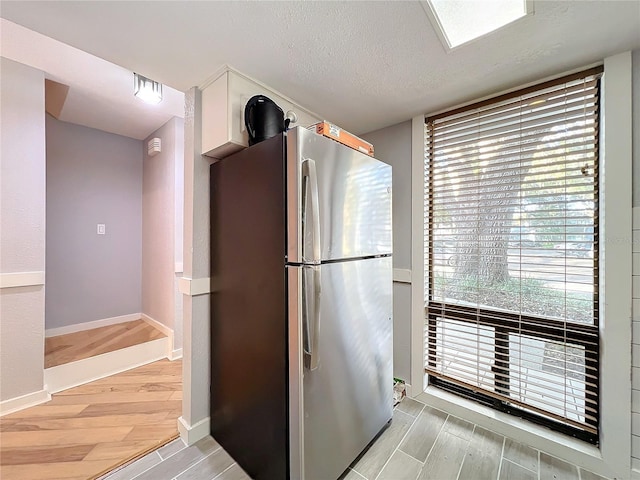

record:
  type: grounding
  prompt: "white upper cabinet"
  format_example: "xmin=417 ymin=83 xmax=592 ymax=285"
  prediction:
xmin=201 ymin=68 xmax=322 ymax=159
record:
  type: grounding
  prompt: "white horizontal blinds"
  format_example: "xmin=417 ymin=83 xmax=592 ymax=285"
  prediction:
xmin=425 ymin=67 xmax=602 ymax=436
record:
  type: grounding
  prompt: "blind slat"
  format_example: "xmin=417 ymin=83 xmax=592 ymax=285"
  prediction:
xmin=432 ymin=78 xmax=600 ymax=128
xmin=431 ymin=126 xmax=597 ymax=163
xmin=432 ymin=109 xmax=598 ymax=151
xmin=433 ymin=97 xmax=599 ymax=146
xmin=425 ymin=70 xmax=601 ymax=437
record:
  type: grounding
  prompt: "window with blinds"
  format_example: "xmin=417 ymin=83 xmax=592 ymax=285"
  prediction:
xmin=424 ymin=67 xmax=602 ymax=443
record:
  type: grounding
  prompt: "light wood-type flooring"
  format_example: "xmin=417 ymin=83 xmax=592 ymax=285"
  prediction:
xmin=45 ymin=320 xmax=166 ymax=368
xmin=102 ymin=396 xmax=610 ymax=480
xmin=0 ymin=358 xmax=182 ymax=480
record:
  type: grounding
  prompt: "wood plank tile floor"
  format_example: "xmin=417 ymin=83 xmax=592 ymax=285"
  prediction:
xmin=346 ymin=397 xmax=610 ymax=480
xmin=98 ymin=437 xmax=250 ymax=480
xmin=0 ymin=358 xmax=181 ymax=480
xmin=107 ymin=396 xmax=611 ymax=480
xmin=45 ymin=320 xmax=166 ymax=368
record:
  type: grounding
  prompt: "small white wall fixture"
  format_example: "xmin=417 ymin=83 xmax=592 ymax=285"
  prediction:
xmin=148 ymin=137 xmax=161 ymax=156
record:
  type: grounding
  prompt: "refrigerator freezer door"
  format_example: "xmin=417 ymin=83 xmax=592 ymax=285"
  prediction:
xmin=287 ymin=127 xmax=392 ymax=264
xmin=288 ymin=257 xmax=393 ymax=480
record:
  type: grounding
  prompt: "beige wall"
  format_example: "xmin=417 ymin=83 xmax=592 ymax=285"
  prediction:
xmin=142 ymin=117 xmax=184 ymax=340
xmin=0 ymin=57 xmax=46 ymax=402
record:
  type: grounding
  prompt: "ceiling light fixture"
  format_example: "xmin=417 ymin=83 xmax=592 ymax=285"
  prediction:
xmin=134 ymin=73 xmax=163 ymax=104
xmin=422 ymin=0 xmax=532 ymax=49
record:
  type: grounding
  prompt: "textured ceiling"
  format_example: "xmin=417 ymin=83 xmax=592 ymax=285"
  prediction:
xmin=0 ymin=19 xmax=184 ymax=140
xmin=1 ymin=1 xmax=639 ymax=137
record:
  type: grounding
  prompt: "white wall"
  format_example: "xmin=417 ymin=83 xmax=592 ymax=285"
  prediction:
xmin=362 ymin=121 xmax=413 ymax=382
xmin=174 ymin=116 xmax=185 ymax=352
xmin=596 ymin=51 xmax=632 ymax=479
xmin=632 ymin=207 xmax=640 ymax=471
xmin=0 ymin=57 xmax=46 ymax=403
xmin=180 ymin=88 xmax=212 ymax=443
xmin=45 ymin=116 xmax=143 ymax=329
xmin=629 ymin=48 xmax=640 ymax=473
xmin=632 ymin=49 xmax=640 ymax=207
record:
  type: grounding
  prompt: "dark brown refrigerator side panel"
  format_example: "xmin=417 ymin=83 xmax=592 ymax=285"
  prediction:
xmin=210 ymin=134 xmax=288 ymax=480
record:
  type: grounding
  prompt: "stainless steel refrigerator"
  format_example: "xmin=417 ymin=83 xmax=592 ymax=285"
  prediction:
xmin=210 ymin=126 xmax=392 ymax=480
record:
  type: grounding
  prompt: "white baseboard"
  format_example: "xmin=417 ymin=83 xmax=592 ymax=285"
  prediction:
xmin=0 ymin=271 xmax=45 ymax=289
xmin=141 ymin=313 xmax=175 ymax=358
xmin=44 ymin=337 xmax=168 ymax=394
xmin=392 ymin=268 xmax=412 ymax=284
xmin=169 ymin=348 xmax=183 ymax=361
xmin=178 ymin=276 xmax=211 ymax=296
xmin=178 ymin=416 xmax=210 ymax=446
xmin=0 ymin=389 xmax=51 ymax=416
xmin=141 ymin=313 xmax=173 ymax=338
xmin=45 ymin=313 xmax=141 ymax=337
xmin=404 ymin=383 xmax=413 ymax=398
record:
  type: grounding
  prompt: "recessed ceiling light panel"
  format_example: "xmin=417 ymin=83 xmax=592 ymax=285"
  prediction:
xmin=134 ymin=73 xmax=163 ymax=104
xmin=423 ymin=0 xmax=532 ymax=49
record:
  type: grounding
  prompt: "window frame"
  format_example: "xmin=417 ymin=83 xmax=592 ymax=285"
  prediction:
xmin=410 ymin=53 xmax=632 ymax=479
xmin=424 ymin=68 xmax=602 ymax=442
xmin=425 ymin=306 xmax=599 ymax=442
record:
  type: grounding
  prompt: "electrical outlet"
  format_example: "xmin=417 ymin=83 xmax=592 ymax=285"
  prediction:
xmin=97 ymin=224 xmax=106 ymax=235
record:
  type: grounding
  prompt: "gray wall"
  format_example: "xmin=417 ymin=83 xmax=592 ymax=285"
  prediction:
xmin=362 ymin=121 xmax=413 ymax=382
xmin=633 ymin=49 xmax=640 ymax=206
xmin=45 ymin=116 xmax=143 ymax=329
xmin=142 ymin=116 xmax=184 ymax=346
xmin=0 ymin=58 xmax=46 ymax=401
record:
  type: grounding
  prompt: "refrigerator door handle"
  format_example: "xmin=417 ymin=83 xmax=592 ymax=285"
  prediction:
xmin=302 ymin=158 xmax=321 ymax=265
xmin=303 ymin=265 xmax=321 ymax=371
